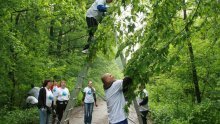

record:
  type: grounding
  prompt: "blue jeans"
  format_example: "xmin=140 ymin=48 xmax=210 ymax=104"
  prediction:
xmin=39 ymin=108 xmax=51 ymax=124
xmin=111 ymin=119 xmax=128 ymax=124
xmin=84 ymin=103 xmax=94 ymax=124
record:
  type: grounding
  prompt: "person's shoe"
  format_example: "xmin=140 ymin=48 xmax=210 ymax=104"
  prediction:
xmin=82 ymin=49 xmax=89 ymax=54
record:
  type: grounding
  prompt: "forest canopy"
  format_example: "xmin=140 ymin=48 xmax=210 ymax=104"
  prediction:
xmin=0 ymin=0 xmax=219 ymax=123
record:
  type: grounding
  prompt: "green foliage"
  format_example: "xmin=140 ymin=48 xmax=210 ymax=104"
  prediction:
xmin=188 ymin=99 xmax=220 ymax=124
xmin=0 ymin=107 xmax=39 ymax=124
xmin=149 ymin=75 xmax=220 ymax=124
xmin=1 ymin=0 xmax=220 ymax=123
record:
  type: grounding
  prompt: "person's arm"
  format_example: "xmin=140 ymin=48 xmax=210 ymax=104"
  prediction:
xmin=97 ymin=0 xmax=107 ymax=12
xmin=82 ymin=92 xmax=85 ymax=106
xmin=122 ymin=77 xmax=133 ymax=92
xmin=38 ymin=88 xmax=46 ymax=109
xmin=97 ymin=5 xmax=107 ymax=12
xmin=93 ymin=88 xmax=98 ymax=107
xmin=67 ymin=88 xmax=70 ymax=99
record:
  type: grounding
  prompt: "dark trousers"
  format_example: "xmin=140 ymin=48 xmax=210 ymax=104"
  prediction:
xmin=84 ymin=17 xmax=98 ymax=49
xmin=112 ymin=119 xmax=128 ymax=124
xmin=56 ymin=100 xmax=68 ymax=121
xmin=84 ymin=103 xmax=94 ymax=124
xmin=140 ymin=111 xmax=148 ymax=124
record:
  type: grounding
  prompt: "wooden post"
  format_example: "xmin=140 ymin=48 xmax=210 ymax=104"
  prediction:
xmin=60 ymin=62 xmax=91 ymax=124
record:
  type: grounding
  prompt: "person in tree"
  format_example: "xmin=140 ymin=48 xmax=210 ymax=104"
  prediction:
xmin=38 ymin=80 xmax=54 ymax=124
xmin=54 ymin=80 xmax=70 ymax=122
xmin=82 ymin=81 xmax=98 ymax=124
xmin=82 ymin=0 xmax=113 ymax=53
xmin=137 ymin=84 xmax=149 ymax=124
xmin=101 ymin=73 xmax=132 ymax=124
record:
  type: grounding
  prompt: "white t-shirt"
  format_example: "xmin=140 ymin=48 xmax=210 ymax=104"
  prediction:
xmin=83 ymin=87 xmax=96 ymax=103
xmin=86 ymin=0 xmax=106 ymax=20
xmin=26 ymin=96 xmax=38 ymax=104
xmin=52 ymin=86 xmax=59 ymax=97
xmin=28 ymin=87 xmax=40 ymax=99
xmin=45 ymin=87 xmax=53 ymax=107
xmin=105 ymin=80 xmax=127 ymax=123
xmin=137 ymin=89 xmax=149 ymax=111
xmin=57 ymin=87 xmax=70 ymax=101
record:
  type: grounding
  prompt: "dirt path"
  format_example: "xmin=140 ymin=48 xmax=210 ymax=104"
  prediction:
xmin=69 ymin=100 xmax=140 ymax=124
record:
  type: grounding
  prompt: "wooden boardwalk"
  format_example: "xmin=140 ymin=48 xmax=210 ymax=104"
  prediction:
xmin=69 ymin=100 xmax=139 ymax=124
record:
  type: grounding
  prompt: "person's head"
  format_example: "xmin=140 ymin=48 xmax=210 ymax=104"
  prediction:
xmin=106 ymin=0 xmax=113 ymax=3
xmin=88 ymin=81 xmax=93 ymax=88
xmin=101 ymin=73 xmax=115 ymax=86
xmin=43 ymin=80 xmax=52 ymax=88
xmin=53 ymin=80 xmax=58 ymax=86
xmin=123 ymin=77 xmax=132 ymax=84
xmin=31 ymin=84 xmax=34 ymax=88
xmin=60 ymin=80 xmax=66 ymax=88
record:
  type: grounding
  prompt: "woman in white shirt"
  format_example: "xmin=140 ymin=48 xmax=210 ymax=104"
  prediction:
xmin=38 ymin=80 xmax=54 ymax=124
xmin=82 ymin=81 xmax=98 ymax=124
xmin=55 ymin=80 xmax=70 ymax=122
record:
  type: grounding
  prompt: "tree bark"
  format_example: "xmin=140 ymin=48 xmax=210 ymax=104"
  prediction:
xmin=183 ymin=0 xmax=201 ymax=103
xmin=57 ymin=29 xmax=63 ymax=56
xmin=49 ymin=20 xmax=54 ymax=54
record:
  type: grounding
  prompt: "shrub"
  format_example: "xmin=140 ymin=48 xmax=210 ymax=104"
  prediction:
xmin=0 ymin=107 xmax=39 ymax=124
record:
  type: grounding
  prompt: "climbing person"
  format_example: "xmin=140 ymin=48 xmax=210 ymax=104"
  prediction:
xmin=82 ymin=80 xmax=98 ymax=124
xmin=101 ymin=73 xmax=132 ymax=124
xmin=55 ymin=80 xmax=70 ymax=122
xmin=38 ymin=80 xmax=54 ymax=124
xmin=137 ymin=84 xmax=149 ymax=124
xmin=82 ymin=0 xmax=113 ymax=53
xmin=28 ymin=84 xmax=40 ymax=99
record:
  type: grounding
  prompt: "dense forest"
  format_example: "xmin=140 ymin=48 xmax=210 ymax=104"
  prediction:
xmin=0 ymin=0 xmax=219 ymax=124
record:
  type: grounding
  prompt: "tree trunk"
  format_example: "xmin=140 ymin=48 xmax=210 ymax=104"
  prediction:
xmin=183 ymin=0 xmax=201 ymax=103
xmin=57 ymin=29 xmax=63 ymax=56
xmin=8 ymin=13 xmax=20 ymax=109
xmin=49 ymin=20 xmax=54 ymax=54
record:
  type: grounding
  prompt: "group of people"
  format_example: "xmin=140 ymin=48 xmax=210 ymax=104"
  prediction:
xmin=27 ymin=80 xmax=70 ymax=124
xmin=26 ymin=75 xmax=149 ymax=124
xmin=82 ymin=1 xmax=150 ymax=122
xmin=82 ymin=73 xmax=149 ymax=124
